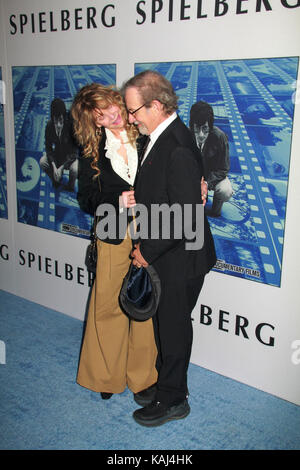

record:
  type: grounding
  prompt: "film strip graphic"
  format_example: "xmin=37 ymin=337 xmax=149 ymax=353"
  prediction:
xmin=38 ymin=67 xmax=55 ymax=231
xmin=136 ymin=58 xmax=298 ymax=285
xmin=13 ymin=64 xmax=116 ymax=237
xmin=215 ymin=60 xmax=288 ymax=286
xmin=0 ymin=68 xmax=8 ymax=220
xmin=0 ymin=151 xmax=7 ymax=219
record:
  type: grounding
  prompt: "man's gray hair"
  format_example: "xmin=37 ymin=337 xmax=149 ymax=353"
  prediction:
xmin=122 ymin=70 xmax=178 ymax=115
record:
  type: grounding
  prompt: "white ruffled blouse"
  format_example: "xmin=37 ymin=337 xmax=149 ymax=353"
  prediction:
xmin=104 ymin=128 xmax=138 ymax=186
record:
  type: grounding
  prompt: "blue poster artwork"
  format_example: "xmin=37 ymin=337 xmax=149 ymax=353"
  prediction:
xmin=135 ymin=58 xmax=299 ymax=287
xmin=0 ymin=68 xmax=8 ymax=219
xmin=12 ymin=64 xmax=116 ymax=238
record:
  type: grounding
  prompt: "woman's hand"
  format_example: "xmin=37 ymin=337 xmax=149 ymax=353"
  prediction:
xmin=119 ymin=190 xmax=136 ymax=209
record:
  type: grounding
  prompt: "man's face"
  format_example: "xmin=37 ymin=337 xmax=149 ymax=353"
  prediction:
xmin=54 ymin=114 xmax=64 ymax=132
xmin=193 ymin=121 xmax=210 ymax=147
xmin=125 ymin=87 xmax=155 ymax=135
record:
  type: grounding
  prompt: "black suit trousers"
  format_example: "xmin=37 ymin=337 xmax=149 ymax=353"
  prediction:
xmin=152 ymin=274 xmax=205 ymax=406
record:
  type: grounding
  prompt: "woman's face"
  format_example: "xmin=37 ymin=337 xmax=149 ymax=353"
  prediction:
xmin=92 ymin=104 xmax=125 ymax=131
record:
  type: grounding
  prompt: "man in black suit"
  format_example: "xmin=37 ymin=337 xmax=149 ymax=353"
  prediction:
xmin=189 ymin=101 xmax=233 ymax=217
xmin=40 ymin=98 xmax=78 ymax=191
xmin=123 ymin=71 xmax=216 ymax=427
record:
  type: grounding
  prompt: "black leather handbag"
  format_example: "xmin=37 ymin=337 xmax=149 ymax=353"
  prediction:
xmin=85 ymin=216 xmax=98 ymax=274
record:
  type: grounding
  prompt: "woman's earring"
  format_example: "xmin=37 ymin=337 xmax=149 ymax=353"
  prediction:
xmin=96 ymin=128 xmax=102 ymax=137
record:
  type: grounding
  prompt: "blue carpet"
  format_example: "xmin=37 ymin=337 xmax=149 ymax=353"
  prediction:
xmin=0 ymin=289 xmax=299 ymax=451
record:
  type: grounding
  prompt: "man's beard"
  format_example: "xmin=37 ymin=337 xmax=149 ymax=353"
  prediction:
xmin=136 ymin=122 xmax=149 ymax=136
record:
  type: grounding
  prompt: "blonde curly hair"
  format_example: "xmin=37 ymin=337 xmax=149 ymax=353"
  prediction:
xmin=71 ymin=83 xmax=139 ymax=177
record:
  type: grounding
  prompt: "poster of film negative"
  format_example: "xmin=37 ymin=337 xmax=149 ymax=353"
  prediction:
xmin=12 ymin=64 xmax=116 ymax=238
xmin=0 ymin=68 xmax=8 ymax=220
xmin=136 ymin=57 xmax=299 ymax=287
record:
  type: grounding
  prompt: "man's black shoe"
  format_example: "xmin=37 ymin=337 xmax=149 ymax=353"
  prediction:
xmin=134 ymin=383 xmax=157 ymax=406
xmin=133 ymin=399 xmax=190 ymax=427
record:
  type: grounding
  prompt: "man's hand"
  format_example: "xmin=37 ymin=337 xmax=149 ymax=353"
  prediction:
xmin=53 ymin=164 xmax=63 ymax=183
xmin=131 ymin=243 xmax=148 ymax=268
xmin=201 ymin=176 xmax=208 ymax=206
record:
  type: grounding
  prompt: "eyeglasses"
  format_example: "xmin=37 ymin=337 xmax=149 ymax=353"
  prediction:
xmin=128 ymin=103 xmax=146 ymax=116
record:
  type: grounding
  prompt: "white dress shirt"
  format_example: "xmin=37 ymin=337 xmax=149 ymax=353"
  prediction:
xmin=104 ymin=128 xmax=138 ymax=185
xmin=142 ymin=112 xmax=177 ymax=164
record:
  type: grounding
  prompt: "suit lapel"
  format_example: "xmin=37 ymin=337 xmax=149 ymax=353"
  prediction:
xmin=134 ymin=135 xmax=151 ymax=187
xmin=140 ymin=116 xmax=180 ymax=166
xmin=135 ymin=117 xmax=182 ymax=189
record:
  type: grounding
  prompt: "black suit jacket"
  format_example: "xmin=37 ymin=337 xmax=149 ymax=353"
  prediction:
xmin=135 ymin=116 xmax=216 ymax=281
xmin=77 ymin=132 xmax=141 ymax=244
xmin=200 ymin=126 xmax=230 ymax=189
xmin=45 ymin=114 xmax=78 ymax=167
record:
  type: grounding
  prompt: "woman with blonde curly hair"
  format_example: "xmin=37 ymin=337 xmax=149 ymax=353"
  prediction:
xmin=71 ymin=83 xmax=157 ymax=400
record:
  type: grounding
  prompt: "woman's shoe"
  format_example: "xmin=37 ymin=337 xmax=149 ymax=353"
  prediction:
xmin=101 ymin=392 xmax=113 ymax=400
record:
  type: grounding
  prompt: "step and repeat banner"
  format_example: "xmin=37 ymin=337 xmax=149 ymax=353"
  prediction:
xmin=0 ymin=0 xmax=300 ymax=406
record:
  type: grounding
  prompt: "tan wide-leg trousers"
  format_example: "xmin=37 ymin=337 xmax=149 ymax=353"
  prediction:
xmin=77 ymin=236 xmax=157 ymax=394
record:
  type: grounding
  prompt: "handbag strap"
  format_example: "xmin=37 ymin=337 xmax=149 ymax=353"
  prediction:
xmin=91 ymin=175 xmax=101 ymax=243
xmin=129 ymin=185 xmax=138 ymax=235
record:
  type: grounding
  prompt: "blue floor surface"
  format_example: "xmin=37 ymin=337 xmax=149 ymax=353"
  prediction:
xmin=0 ymin=290 xmax=299 ymax=451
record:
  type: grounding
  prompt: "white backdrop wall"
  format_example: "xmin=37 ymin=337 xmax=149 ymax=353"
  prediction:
xmin=0 ymin=0 xmax=300 ymax=406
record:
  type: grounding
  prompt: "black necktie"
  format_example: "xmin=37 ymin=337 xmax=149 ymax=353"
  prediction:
xmin=133 ymin=136 xmax=150 ymax=189
xmin=138 ymin=136 xmax=151 ymax=166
